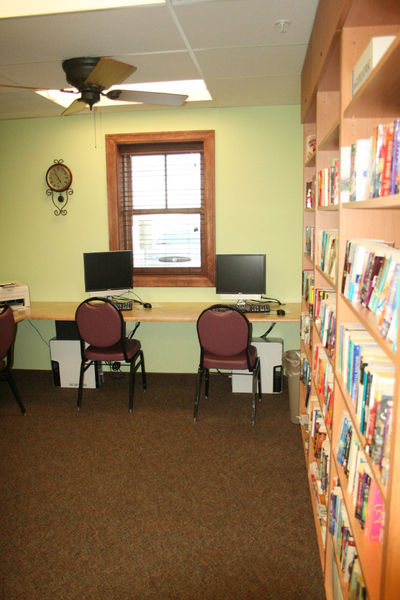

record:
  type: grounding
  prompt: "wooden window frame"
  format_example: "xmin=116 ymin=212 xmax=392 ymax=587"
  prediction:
xmin=106 ymin=130 xmax=215 ymax=287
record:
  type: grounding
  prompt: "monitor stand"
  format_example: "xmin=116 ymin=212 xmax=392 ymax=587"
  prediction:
xmin=219 ymin=294 xmax=262 ymax=303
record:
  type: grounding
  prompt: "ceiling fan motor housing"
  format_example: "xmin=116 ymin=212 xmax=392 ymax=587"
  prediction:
xmin=62 ymin=57 xmax=104 ymax=109
xmin=62 ymin=57 xmax=102 ymax=89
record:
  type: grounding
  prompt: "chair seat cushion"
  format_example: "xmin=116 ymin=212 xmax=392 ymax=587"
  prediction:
xmin=203 ymin=344 xmax=257 ymax=371
xmin=84 ymin=338 xmax=141 ymax=362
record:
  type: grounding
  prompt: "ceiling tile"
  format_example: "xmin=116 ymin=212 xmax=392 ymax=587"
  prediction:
xmin=207 ymin=74 xmax=300 ymax=106
xmin=196 ymin=44 xmax=307 ymax=79
xmin=173 ymin=0 xmax=318 ymax=48
xmin=0 ymin=5 xmax=185 ymax=65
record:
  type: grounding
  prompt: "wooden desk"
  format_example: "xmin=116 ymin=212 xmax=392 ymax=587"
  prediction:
xmin=15 ymin=301 xmax=301 ymax=324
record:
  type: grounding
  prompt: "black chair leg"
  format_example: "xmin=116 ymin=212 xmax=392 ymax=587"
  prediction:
xmin=129 ymin=351 xmax=147 ymax=414
xmin=257 ymin=358 xmax=262 ymax=401
xmin=129 ymin=361 xmax=136 ymax=413
xmin=77 ymin=360 xmax=87 ymax=411
xmin=194 ymin=366 xmax=204 ymax=421
xmin=139 ymin=350 xmax=146 ymax=391
xmin=251 ymin=369 xmax=257 ymax=426
xmin=204 ymin=368 xmax=210 ymax=399
xmin=6 ymin=370 xmax=26 ymax=415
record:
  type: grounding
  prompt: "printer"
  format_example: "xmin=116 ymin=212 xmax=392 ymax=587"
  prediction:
xmin=0 ymin=281 xmax=30 ymax=309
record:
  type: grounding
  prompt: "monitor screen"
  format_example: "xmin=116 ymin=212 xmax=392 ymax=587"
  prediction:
xmin=83 ymin=251 xmax=133 ymax=296
xmin=215 ymin=254 xmax=266 ymax=298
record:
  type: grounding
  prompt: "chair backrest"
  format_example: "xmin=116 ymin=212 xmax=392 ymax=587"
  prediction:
xmin=197 ymin=305 xmax=251 ymax=358
xmin=75 ymin=298 xmax=124 ymax=348
xmin=0 ymin=306 xmax=16 ymax=363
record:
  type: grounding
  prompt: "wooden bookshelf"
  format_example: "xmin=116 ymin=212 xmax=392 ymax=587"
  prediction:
xmin=301 ymin=1 xmax=400 ymax=598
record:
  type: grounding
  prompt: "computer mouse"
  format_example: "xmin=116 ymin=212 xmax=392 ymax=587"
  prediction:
xmin=143 ymin=302 xmax=152 ymax=309
xmin=277 ymin=309 xmax=285 ymax=316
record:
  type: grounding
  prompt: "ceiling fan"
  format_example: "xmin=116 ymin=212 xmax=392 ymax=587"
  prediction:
xmin=0 ymin=56 xmax=189 ymax=115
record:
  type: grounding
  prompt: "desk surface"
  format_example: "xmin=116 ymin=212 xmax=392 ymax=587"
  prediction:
xmin=16 ymin=301 xmax=301 ymax=324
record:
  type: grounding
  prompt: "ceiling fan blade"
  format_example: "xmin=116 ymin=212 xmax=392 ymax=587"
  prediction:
xmin=62 ymin=98 xmax=87 ymax=116
xmin=0 ymin=83 xmax=50 ymax=91
xmin=85 ymin=57 xmax=136 ymax=89
xmin=106 ymin=89 xmax=188 ymax=106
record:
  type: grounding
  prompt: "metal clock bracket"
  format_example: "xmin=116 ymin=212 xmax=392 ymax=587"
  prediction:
xmin=45 ymin=159 xmax=73 ymax=216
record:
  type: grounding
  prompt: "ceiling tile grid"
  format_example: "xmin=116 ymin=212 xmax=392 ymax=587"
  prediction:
xmin=0 ymin=0 xmax=318 ymax=119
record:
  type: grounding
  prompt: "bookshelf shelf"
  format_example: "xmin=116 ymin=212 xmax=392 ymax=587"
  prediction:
xmin=305 ymin=152 xmax=316 ymax=168
xmin=335 ymin=376 xmax=388 ymax=502
xmin=333 ymin=454 xmax=383 ymax=600
xmin=301 ymin=2 xmax=400 ymax=598
xmin=343 ymin=34 xmax=400 ymax=120
xmin=319 ymin=122 xmax=340 ymax=152
xmin=340 ymin=295 xmax=396 ymax=360
xmin=317 ymin=205 xmax=339 ymax=213
xmin=341 ymin=195 xmax=400 ymax=210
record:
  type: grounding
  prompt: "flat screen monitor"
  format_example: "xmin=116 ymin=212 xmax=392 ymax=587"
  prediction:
xmin=215 ymin=253 xmax=266 ymax=300
xmin=83 ymin=250 xmax=133 ymax=297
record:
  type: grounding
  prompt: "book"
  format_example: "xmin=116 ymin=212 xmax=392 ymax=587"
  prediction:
xmin=332 ymin=158 xmax=340 ymax=205
xmin=352 ymin=35 xmax=396 ymax=96
xmin=364 ymin=478 xmax=384 ymax=542
xmin=380 ymin=399 xmax=393 ymax=485
xmin=340 ymin=146 xmax=352 ymax=203
xmin=339 ymin=323 xmax=364 ymax=382
xmin=305 ymin=180 xmax=314 ymax=208
xmin=337 ymin=413 xmax=351 ymax=467
xmin=348 ymin=556 xmax=366 ymax=599
xmin=341 ymin=239 xmax=388 ymax=301
xmin=346 ymin=436 xmax=360 ymax=495
xmin=359 ymin=250 xmax=386 ymax=308
xmin=371 ymin=123 xmax=386 ymax=197
xmin=368 ymin=250 xmax=397 ymax=313
xmin=356 ymin=346 xmax=388 ymax=427
xmin=319 ymin=230 xmax=338 ymax=278
xmin=381 ymin=121 xmax=395 ymax=196
xmin=390 ymin=119 xmax=400 ymax=195
xmin=386 ymin=272 xmax=400 ymax=352
xmin=379 ymin=262 xmax=400 ymax=340
xmin=371 ymin=392 xmax=393 ymax=466
xmin=349 ymin=138 xmax=372 ymax=202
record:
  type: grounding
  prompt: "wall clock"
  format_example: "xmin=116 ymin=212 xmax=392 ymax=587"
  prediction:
xmin=45 ymin=159 xmax=73 ymax=216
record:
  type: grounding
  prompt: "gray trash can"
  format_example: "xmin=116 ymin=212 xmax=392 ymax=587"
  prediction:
xmin=283 ymin=350 xmax=300 ymax=424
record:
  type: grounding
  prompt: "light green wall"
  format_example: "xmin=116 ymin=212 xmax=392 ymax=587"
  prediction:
xmin=0 ymin=104 xmax=302 ymax=372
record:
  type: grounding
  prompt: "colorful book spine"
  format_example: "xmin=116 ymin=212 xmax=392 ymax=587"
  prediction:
xmin=318 ymin=230 xmax=338 ymax=283
xmin=340 ymin=239 xmax=400 ymax=351
xmin=390 ymin=119 xmax=400 ymax=195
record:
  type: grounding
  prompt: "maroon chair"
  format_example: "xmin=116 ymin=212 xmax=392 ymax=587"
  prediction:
xmin=75 ymin=297 xmax=146 ymax=412
xmin=194 ymin=304 xmax=261 ymax=425
xmin=0 ymin=306 xmax=26 ymax=415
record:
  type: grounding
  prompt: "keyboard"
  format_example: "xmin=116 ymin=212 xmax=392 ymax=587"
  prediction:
xmin=217 ymin=302 xmax=270 ymax=313
xmin=236 ymin=302 xmax=270 ymax=313
xmin=113 ymin=300 xmax=133 ymax=311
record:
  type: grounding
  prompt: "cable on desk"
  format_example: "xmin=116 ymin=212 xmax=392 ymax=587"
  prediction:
xmin=261 ymin=296 xmax=283 ymax=305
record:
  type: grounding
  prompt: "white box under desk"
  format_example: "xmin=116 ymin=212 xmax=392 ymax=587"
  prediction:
xmin=50 ymin=339 xmax=101 ymax=389
xmin=231 ymin=337 xmax=283 ymax=394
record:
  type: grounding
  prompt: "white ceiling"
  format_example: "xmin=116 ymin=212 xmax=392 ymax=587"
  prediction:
xmin=0 ymin=0 xmax=318 ymax=119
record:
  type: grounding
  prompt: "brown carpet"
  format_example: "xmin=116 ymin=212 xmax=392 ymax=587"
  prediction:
xmin=0 ymin=370 xmax=325 ymax=600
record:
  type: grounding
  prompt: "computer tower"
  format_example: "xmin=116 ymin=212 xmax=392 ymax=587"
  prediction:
xmin=50 ymin=338 xmax=101 ymax=388
xmin=231 ymin=337 xmax=283 ymax=394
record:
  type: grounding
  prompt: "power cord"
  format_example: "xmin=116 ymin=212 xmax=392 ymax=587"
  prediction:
xmin=128 ymin=322 xmax=141 ymax=338
xmin=260 ymin=323 xmax=276 ymax=339
xmin=27 ymin=320 xmax=50 ymax=347
xmin=261 ymin=296 xmax=283 ymax=305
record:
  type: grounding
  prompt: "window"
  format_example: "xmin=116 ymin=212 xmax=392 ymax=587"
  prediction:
xmin=106 ymin=130 xmax=215 ymax=287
